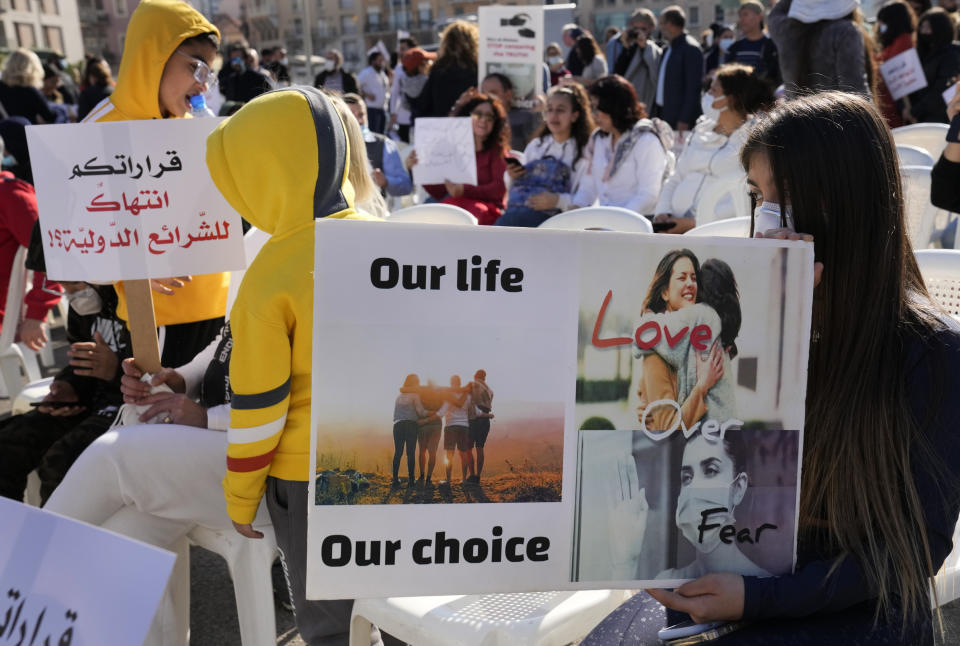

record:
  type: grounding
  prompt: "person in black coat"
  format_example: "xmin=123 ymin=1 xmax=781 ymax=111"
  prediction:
xmin=653 ymin=6 xmax=705 ymax=131
xmin=77 ymin=57 xmax=114 ymax=121
xmin=314 ymin=49 xmax=359 ymax=95
xmin=908 ymin=8 xmax=960 ymax=123
xmin=410 ymin=20 xmax=479 ymax=120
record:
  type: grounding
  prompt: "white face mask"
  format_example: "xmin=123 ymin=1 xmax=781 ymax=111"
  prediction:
xmin=754 ymin=201 xmax=795 ymax=234
xmin=547 ymin=55 xmax=564 ymax=66
xmin=324 ymin=60 xmax=336 ymax=71
xmin=675 ymin=480 xmax=740 ymax=554
xmin=700 ymin=93 xmax=727 ymax=122
xmin=280 ymin=57 xmax=289 ymax=66
xmin=719 ymin=37 xmax=734 ymax=52
xmin=878 ymin=23 xmax=888 ymax=34
xmin=67 ymin=286 xmax=102 ymax=316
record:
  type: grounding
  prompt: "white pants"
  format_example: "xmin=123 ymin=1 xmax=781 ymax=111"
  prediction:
xmin=44 ymin=424 xmax=272 ymax=646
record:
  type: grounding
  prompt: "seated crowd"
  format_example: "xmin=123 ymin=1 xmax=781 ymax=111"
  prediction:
xmin=2 ymin=1 xmax=960 ymax=646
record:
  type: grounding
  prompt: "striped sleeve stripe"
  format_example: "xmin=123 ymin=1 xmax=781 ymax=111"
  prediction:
xmin=226 ymin=448 xmax=277 ymax=473
xmin=82 ymin=98 xmax=113 ymax=123
xmin=231 ymin=377 xmax=292 ymax=410
xmin=227 ymin=416 xmax=286 ymax=445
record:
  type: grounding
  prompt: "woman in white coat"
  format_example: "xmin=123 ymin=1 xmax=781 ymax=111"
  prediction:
xmin=653 ymin=64 xmax=775 ymax=233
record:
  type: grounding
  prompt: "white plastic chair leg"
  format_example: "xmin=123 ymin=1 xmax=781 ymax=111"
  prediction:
xmin=17 ymin=344 xmax=41 ymax=382
xmin=350 ymin=613 xmax=376 ymax=646
xmin=0 ymin=346 xmax=25 ymax=400
xmin=229 ymin=534 xmax=279 ymax=645
xmin=23 ymin=469 xmax=41 ymax=506
xmin=171 ymin=536 xmax=191 ymax=646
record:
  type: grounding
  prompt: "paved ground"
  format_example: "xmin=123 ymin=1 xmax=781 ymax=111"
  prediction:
xmin=14 ymin=327 xmax=960 ymax=644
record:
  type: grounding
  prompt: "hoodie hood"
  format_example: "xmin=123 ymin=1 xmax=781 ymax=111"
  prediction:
xmin=111 ymin=0 xmax=218 ymax=120
xmin=206 ymin=87 xmax=356 ymax=237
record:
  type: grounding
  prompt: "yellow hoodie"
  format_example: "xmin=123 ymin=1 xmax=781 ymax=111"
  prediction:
xmin=208 ymin=87 xmax=377 ymax=524
xmin=83 ymin=0 xmax=228 ymax=327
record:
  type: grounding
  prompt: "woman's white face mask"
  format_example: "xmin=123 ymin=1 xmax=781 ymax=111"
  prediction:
xmin=67 ymin=286 xmax=102 ymax=316
xmin=675 ymin=480 xmax=741 ymax=553
xmin=754 ymin=201 xmax=794 ymax=235
xmin=700 ymin=93 xmax=727 ymax=122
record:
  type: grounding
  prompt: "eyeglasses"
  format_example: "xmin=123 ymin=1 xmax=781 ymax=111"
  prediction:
xmin=174 ymin=50 xmax=218 ymax=88
xmin=470 ymin=110 xmax=495 ymax=122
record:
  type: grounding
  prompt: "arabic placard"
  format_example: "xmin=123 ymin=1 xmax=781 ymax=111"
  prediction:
xmin=411 ymin=118 xmax=478 ymax=187
xmin=479 ymin=5 xmax=545 ymax=108
xmin=879 ymin=48 xmax=927 ymax=100
xmin=26 ymin=118 xmax=245 ymax=282
xmin=306 ymin=221 xmax=813 ymax=599
xmin=0 ymin=498 xmax=176 ymax=646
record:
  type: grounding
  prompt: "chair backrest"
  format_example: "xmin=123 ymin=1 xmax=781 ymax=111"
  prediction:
xmin=226 ymin=226 xmax=272 ymax=317
xmin=896 ymin=144 xmax=935 ymax=168
xmin=685 ymin=216 xmax=752 ymax=238
xmin=892 ymin=124 xmax=949 ymax=161
xmin=0 ymin=246 xmax=27 ymax=349
xmin=694 ymin=177 xmax=751 ymax=226
xmin=901 ymin=165 xmax=938 ymax=249
xmin=915 ymin=249 xmax=960 ymax=318
xmin=387 ymin=204 xmax=478 ymax=225
xmin=538 ymin=206 xmax=653 ymax=232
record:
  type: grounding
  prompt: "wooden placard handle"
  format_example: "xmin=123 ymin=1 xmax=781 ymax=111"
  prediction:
xmin=123 ymin=279 xmax=162 ymax=374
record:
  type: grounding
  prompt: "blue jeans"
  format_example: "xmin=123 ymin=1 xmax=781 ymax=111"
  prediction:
xmin=495 ymin=205 xmax=553 ymax=227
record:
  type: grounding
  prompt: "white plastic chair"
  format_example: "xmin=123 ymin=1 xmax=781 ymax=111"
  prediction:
xmin=349 ymin=590 xmax=632 ymax=646
xmin=0 ymin=246 xmax=43 ymax=399
xmin=693 ymin=177 xmax=751 ymax=226
xmin=896 ymin=144 xmax=936 ymax=168
xmin=901 ymin=166 xmax=939 ymax=249
xmin=685 ymin=216 xmax=752 ymax=238
xmin=387 ymin=204 xmax=478 ymax=225
xmin=226 ymin=226 xmax=272 ymax=317
xmin=539 ymin=207 xmax=653 ymax=232
xmin=915 ymin=249 xmax=960 ymax=318
xmin=177 ymin=524 xmax=281 ymax=646
xmin=892 ymin=124 xmax=949 ymax=162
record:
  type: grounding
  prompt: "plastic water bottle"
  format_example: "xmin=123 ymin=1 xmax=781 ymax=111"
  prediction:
xmin=189 ymin=94 xmax=216 ymax=118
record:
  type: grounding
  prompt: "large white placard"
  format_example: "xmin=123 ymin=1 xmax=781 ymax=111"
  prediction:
xmin=0 ymin=498 xmax=175 ymax=646
xmin=479 ymin=5 xmax=545 ymax=108
xmin=26 ymin=118 xmax=246 ymax=281
xmin=306 ymin=221 xmax=814 ymax=599
xmin=879 ymin=48 xmax=928 ymax=101
xmin=411 ymin=117 xmax=478 ymax=186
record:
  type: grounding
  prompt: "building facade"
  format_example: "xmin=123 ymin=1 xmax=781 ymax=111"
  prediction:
xmin=1 ymin=0 xmax=84 ymax=61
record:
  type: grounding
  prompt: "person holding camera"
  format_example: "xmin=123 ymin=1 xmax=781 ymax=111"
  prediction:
xmin=613 ymin=9 xmax=662 ymax=110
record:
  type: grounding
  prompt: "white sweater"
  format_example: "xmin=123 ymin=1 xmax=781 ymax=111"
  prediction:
xmin=575 ymin=128 xmax=666 ymax=214
xmin=654 ymin=117 xmax=752 ymax=220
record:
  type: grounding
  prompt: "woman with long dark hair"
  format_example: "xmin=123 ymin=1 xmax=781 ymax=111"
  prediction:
xmin=907 ymin=8 xmax=960 ymax=123
xmin=410 ymin=93 xmax=510 ymax=224
xmin=875 ymin=1 xmax=917 ymax=128
xmin=576 ymin=34 xmax=607 ymax=82
xmin=583 ymin=75 xmax=668 ymax=214
xmin=498 ymin=83 xmax=595 ymax=227
xmin=77 ymin=57 xmax=114 ymax=122
xmin=639 ymin=92 xmax=960 ymax=643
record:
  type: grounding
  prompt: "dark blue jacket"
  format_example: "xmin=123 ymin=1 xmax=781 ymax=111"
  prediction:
xmin=656 ymin=33 xmax=704 ymax=129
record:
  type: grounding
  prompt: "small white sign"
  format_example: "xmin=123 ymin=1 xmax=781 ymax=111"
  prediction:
xmin=479 ymin=5 xmax=545 ymax=108
xmin=27 ymin=118 xmax=246 ymax=282
xmin=879 ymin=48 xmax=928 ymax=101
xmin=412 ymin=117 xmax=478 ymax=186
xmin=0 ymin=498 xmax=175 ymax=646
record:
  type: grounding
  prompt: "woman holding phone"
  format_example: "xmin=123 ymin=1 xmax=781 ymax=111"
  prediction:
xmin=586 ymin=91 xmax=960 ymax=644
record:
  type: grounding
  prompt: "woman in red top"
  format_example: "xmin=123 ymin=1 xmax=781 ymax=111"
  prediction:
xmin=876 ymin=0 xmax=917 ymax=128
xmin=413 ymin=93 xmax=510 ymax=225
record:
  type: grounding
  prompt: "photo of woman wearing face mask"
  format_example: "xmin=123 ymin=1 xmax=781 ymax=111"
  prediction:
xmin=657 ymin=430 xmax=771 ymax=579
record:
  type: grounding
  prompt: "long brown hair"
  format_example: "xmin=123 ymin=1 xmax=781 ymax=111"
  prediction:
xmin=531 ymin=83 xmax=595 ymax=164
xmin=741 ymin=92 xmax=949 ymax=629
xmin=455 ymin=93 xmax=510 ymax=155
xmin=642 ymin=249 xmax=701 ymax=313
xmin=436 ymin=20 xmax=478 ymax=72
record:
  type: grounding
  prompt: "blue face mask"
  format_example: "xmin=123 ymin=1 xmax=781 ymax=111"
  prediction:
xmin=2 ymin=155 xmax=16 ymax=168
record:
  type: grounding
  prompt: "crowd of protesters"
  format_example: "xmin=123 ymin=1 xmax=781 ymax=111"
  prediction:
xmin=0 ymin=1 xmax=959 ymax=646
